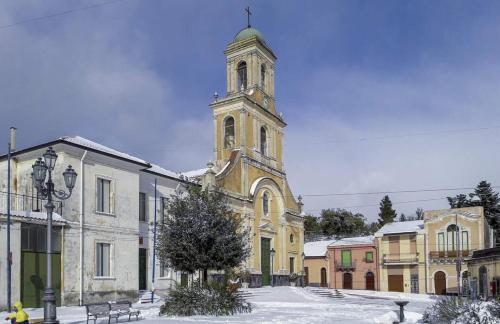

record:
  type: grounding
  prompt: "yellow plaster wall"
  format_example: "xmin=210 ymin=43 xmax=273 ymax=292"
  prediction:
xmin=304 ymin=258 xmax=328 ymax=286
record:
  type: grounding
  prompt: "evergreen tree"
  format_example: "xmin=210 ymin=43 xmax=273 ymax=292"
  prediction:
xmin=304 ymin=214 xmax=321 ymax=240
xmin=447 ymin=194 xmax=470 ymax=208
xmin=470 ymin=181 xmax=500 ymax=246
xmin=156 ymin=185 xmax=250 ymax=279
xmin=378 ymin=195 xmax=397 ymax=226
xmin=415 ymin=208 xmax=424 ymax=220
xmin=320 ymin=208 xmax=366 ymax=237
xmin=399 ymin=213 xmax=407 ymax=222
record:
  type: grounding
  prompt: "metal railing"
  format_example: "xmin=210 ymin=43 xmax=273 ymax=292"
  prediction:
xmin=383 ymin=253 xmax=419 ymax=264
xmin=429 ymin=250 xmax=470 ymax=259
xmin=335 ymin=261 xmax=356 ymax=271
xmin=0 ymin=191 xmax=63 ymax=216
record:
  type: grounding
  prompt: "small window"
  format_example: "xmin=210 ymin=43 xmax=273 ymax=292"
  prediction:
xmin=365 ymin=251 xmax=373 ymax=263
xmin=97 ymin=178 xmax=112 ymax=213
xmin=289 ymin=257 xmax=295 ymax=274
xmin=262 ymin=192 xmax=269 ymax=216
xmin=160 ymin=261 xmax=167 ymax=278
xmin=260 ymin=127 xmax=267 ymax=155
xmin=224 ymin=117 xmax=235 ymax=149
xmin=96 ymin=243 xmax=111 ymax=277
xmin=139 ymin=192 xmax=147 ymax=222
xmin=290 ymin=234 xmax=294 ymax=243
xmin=237 ymin=61 xmax=247 ymax=91
xmin=260 ymin=64 xmax=266 ymax=90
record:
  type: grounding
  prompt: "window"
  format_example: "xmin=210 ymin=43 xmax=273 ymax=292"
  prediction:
xmin=260 ymin=64 xmax=266 ymax=90
xmin=139 ymin=192 xmax=147 ymax=222
xmin=438 ymin=232 xmax=445 ymax=252
xmin=462 ymin=231 xmax=469 ymax=251
xmin=447 ymin=224 xmax=458 ymax=251
xmin=260 ymin=127 xmax=267 ymax=155
xmin=161 ymin=197 xmax=168 ymax=224
xmin=21 ymin=223 xmax=61 ymax=252
xmin=96 ymin=243 xmax=111 ymax=277
xmin=289 ymin=257 xmax=295 ymax=274
xmin=96 ymin=178 xmax=112 ymax=213
xmin=290 ymin=234 xmax=294 ymax=243
xmin=365 ymin=251 xmax=373 ymax=263
xmin=262 ymin=192 xmax=269 ymax=216
xmin=224 ymin=117 xmax=235 ymax=149
xmin=237 ymin=61 xmax=247 ymax=91
xmin=160 ymin=261 xmax=167 ymax=278
xmin=341 ymin=250 xmax=352 ymax=267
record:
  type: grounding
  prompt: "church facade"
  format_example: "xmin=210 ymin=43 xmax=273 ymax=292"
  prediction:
xmin=196 ymin=25 xmax=305 ymax=286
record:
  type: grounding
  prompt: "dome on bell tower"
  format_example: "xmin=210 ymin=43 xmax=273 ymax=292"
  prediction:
xmin=234 ymin=27 xmax=266 ymax=43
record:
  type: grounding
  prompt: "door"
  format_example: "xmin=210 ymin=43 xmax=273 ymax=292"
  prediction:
xmin=434 ymin=271 xmax=446 ymax=295
xmin=320 ymin=268 xmax=327 ymax=287
xmin=21 ymin=251 xmax=61 ymax=308
xmin=304 ymin=267 xmax=309 ymax=286
xmin=388 ymin=275 xmax=404 ymax=292
xmin=181 ymin=273 xmax=188 ymax=287
xmin=366 ymin=272 xmax=375 ymax=290
xmin=479 ymin=266 xmax=487 ymax=298
xmin=139 ymin=248 xmax=147 ymax=290
xmin=261 ymin=238 xmax=271 ymax=286
xmin=343 ymin=273 xmax=352 ymax=289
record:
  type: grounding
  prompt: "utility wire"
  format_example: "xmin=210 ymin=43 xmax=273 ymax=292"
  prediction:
xmin=0 ymin=0 xmax=128 ymax=31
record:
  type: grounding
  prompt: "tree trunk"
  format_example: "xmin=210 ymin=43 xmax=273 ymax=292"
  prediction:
xmin=203 ymin=269 xmax=208 ymax=285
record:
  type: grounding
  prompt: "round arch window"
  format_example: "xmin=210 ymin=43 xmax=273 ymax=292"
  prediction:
xmin=262 ymin=192 xmax=269 ymax=216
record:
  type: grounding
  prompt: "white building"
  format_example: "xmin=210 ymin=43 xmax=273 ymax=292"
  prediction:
xmin=0 ymin=136 xmax=188 ymax=307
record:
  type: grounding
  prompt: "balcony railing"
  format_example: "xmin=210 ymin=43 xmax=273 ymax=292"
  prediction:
xmin=0 ymin=191 xmax=63 ymax=216
xmin=429 ymin=250 xmax=470 ymax=259
xmin=335 ymin=261 xmax=356 ymax=271
xmin=383 ymin=253 xmax=419 ymax=265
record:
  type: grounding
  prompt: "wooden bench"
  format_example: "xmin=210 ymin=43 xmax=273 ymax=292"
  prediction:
xmin=109 ymin=300 xmax=140 ymax=322
xmin=85 ymin=303 xmax=111 ymax=324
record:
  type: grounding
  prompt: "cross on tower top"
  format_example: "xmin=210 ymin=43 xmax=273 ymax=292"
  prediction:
xmin=245 ymin=6 xmax=252 ymax=28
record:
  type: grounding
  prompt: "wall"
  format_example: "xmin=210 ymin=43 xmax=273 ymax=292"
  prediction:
xmin=304 ymin=257 xmax=328 ymax=287
xmin=328 ymin=245 xmax=377 ymax=290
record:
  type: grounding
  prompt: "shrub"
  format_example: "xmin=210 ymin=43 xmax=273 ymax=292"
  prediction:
xmin=422 ymin=297 xmax=500 ymax=324
xmin=289 ymin=273 xmax=298 ymax=282
xmin=160 ymin=280 xmax=252 ymax=317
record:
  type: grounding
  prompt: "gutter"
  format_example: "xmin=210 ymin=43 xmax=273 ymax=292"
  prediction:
xmin=79 ymin=150 xmax=88 ymax=305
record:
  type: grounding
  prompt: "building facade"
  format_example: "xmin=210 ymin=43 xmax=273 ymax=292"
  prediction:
xmin=0 ymin=136 xmax=185 ymax=307
xmin=304 ymin=240 xmax=334 ymax=287
xmin=375 ymin=221 xmax=426 ymax=293
xmin=189 ymin=25 xmax=304 ymax=287
xmin=327 ymin=236 xmax=378 ymax=291
xmin=466 ymin=247 xmax=500 ymax=299
xmin=424 ymin=207 xmax=491 ymax=295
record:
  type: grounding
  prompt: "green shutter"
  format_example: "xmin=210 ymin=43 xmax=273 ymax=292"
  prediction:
xmin=366 ymin=252 xmax=373 ymax=262
xmin=341 ymin=250 xmax=351 ymax=266
xmin=261 ymin=238 xmax=271 ymax=285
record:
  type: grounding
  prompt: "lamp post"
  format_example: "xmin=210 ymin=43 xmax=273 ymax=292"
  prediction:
xmin=32 ymin=147 xmax=77 ymax=324
xmin=6 ymin=127 xmax=16 ymax=311
xmin=270 ymin=248 xmax=276 ymax=287
xmin=301 ymin=252 xmax=305 ymax=288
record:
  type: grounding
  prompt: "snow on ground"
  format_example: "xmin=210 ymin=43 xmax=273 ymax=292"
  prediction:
xmin=0 ymin=287 xmax=437 ymax=324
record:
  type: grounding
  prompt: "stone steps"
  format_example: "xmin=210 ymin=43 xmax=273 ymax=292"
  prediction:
xmin=308 ymin=287 xmax=345 ymax=299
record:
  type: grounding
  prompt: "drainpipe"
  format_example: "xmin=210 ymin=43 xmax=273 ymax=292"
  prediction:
xmin=79 ymin=150 xmax=88 ymax=306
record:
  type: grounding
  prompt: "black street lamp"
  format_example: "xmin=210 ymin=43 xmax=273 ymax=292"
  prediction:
xmin=301 ymin=252 xmax=305 ymax=288
xmin=270 ymin=248 xmax=276 ymax=287
xmin=32 ymin=147 xmax=77 ymax=324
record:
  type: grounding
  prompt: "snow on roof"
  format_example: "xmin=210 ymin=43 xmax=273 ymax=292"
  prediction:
xmin=376 ymin=220 xmax=424 ymax=236
xmin=61 ymin=136 xmax=149 ymax=165
xmin=180 ymin=168 xmax=208 ymax=178
xmin=304 ymin=240 xmax=336 ymax=257
xmin=146 ymin=163 xmax=182 ymax=180
xmin=1 ymin=210 xmax=65 ymax=223
xmin=328 ymin=235 xmax=374 ymax=247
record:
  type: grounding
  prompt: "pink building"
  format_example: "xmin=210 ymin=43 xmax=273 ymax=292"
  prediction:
xmin=327 ymin=236 xmax=378 ymax=290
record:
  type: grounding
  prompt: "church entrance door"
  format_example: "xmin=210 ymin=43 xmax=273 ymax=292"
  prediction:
xmin=261 ymin=238 xmax=271 ymax=286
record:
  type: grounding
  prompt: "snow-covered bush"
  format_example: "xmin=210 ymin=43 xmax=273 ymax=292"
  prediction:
xmin=422 ymin=297 xmax=500 ymax=324
xmin=160 ymin=280 xmax=252 ymax=316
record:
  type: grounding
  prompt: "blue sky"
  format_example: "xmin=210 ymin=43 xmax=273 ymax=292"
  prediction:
xmin=2 ymin=0 xmax=500 ymax=221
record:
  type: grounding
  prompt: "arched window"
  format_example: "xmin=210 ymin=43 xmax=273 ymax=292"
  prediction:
xmin=262 ymin=192 xmax=269 ymax=216
xmin=289 ymin=234 xmax=294 ymax=243
xmin=260 ymin=64 xmax=266 ymax=90
xmin=260 ymin=126 xmax=267 ymax=155
xmin=447 ymin=224 xmax=458 ymax=252
xmin=224 ymin=117 xmax=235 ymax=148
xmin=237 ymin=61 xmax=247 ymax=91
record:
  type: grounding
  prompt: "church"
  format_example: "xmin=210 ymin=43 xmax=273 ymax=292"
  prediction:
xmin=190 ymin=20 xmax=305 ymax=286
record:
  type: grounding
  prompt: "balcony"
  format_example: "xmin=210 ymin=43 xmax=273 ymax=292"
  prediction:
xmin=429 ymin=250 xmax=470 ymax=259
xmin=335 ymin=261 xmax=356 ymax=271
xmin=0 ymin=192 xmax=63 ymax=216
xmin=383 ymin=253 xmax=419 ymax=265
